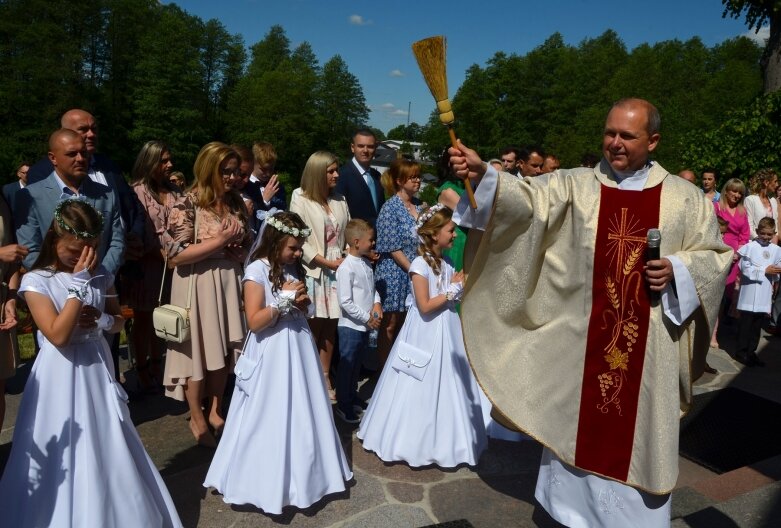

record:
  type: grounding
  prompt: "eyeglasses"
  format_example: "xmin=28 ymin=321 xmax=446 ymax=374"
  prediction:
xmin=408 ymin=175 xmax=422 ymax=181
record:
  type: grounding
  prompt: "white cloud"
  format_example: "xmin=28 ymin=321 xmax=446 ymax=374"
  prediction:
xmin=349 ymin=14 xmax=372 ymax=26
xmin=374 ymin=102 xmax=408 ymax=118
xmin=389 ymin=69 xmax=405 ymax=77
xmin=743 ymin=25 xmax=770 ymax=45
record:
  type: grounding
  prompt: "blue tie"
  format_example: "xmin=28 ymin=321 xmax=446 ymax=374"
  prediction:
xmin=365 ymin=171 xmax=379 ymax=211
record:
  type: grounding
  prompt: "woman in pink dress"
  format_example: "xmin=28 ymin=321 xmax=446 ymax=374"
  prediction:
xmin=129 ymin=141 xmax=178 ymax=391
xmin=712 ymin=178 xmax=749 ymax=348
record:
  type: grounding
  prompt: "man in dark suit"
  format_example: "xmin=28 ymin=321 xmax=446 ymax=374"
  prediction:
xmin=2 ymin=162 xmax=29 ymax=214
xmin=27 ymin=109 xmax=144 ymax=253
xmin=336 ymin=129 xmax=385 ymax=227
xmin=15 ymin=129 xmax=125 ymax=274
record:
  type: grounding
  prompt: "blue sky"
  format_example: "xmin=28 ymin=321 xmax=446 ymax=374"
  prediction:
xmin=170 ymin=1 xmax=765 ymax=135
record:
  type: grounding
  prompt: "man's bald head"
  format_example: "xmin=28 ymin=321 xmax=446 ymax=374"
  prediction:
xmin=678 ymin=170 xmax=696 ymax=184
xmin=48 ymin=128 xmax=88 ymax=183
xmin=610 ymin=98 xmax=660 ymax=135
xmin=61 ymin=109 xmax=98 ymax=154
xmin=49 ymin=128 xmax=82 ymax=150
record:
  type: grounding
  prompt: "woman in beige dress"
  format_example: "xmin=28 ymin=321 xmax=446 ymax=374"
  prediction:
xmin=129 ymin=140 xmax=177 ymax=390
xmin=0 ymin=195 xmax=26 ymax=431
xmin=164 ymin=142 xmax=251 ymax=447
xmin=290 ymin=152 xmax=350 ymax=401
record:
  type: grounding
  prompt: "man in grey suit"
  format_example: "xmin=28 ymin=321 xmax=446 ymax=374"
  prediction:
xmin=27 ymin=109 xmax=144 ymax=255
xmin=15 ymin=129 xmax=125 ymax=274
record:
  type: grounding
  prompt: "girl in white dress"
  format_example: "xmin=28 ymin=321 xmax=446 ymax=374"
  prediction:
xmin=204 ymin=211 xmax=352 ymax=514
xmin=358 ymin=204 xmax=487 ymax=467
xmin=0 ymin=199 xmax=182 ymax=527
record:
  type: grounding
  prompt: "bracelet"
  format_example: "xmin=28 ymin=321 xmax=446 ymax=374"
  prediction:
xmin=67 ymin=286 xmax=87 ymax=301
xmin=445 ymin=291 xmax=455 ymax=302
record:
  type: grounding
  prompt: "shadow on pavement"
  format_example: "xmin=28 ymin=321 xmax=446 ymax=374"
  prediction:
xmin=224 ymin=479 xmax=357 ymax=524
xmin=678 ymin=506 xmax=742 ymax=527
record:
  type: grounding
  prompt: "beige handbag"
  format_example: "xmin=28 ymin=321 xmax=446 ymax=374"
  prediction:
xmin=153 ymin=210 xmax=197 ymax=343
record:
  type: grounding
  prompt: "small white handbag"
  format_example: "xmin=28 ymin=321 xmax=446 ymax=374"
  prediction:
xmin=152 ymin=210 xmax=197 ymax=343
xmin=391 ymin=340 xmax=433 ymax=381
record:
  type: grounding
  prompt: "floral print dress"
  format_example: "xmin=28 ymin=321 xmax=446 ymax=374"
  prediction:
xmin=306 ymin=211 xmax=342 ymax=318
xmin=375 ymin=195 xmax=421 ymax=312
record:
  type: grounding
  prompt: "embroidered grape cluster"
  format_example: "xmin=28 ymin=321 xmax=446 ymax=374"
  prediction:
xmin=598 ymin=373 xmax=614 ymax=397
xmin=622 ymin=321 xmax=639 ymax=351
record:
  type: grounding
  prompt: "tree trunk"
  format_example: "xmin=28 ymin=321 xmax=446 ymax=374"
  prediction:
xmin=762 ymin=11 xmax=781 ymax=93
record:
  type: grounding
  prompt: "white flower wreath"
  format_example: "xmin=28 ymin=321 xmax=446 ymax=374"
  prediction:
xmin=415 ymin=203 xmax=447 ymax=231
xmin=266 ymin=214 xmax=311 ymax=238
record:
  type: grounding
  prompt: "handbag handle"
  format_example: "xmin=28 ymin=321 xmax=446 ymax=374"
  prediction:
xmin=157 ymin=207 xmax=198 ymax=313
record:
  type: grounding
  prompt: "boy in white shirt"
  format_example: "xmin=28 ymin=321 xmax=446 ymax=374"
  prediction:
xmin=736 ymin=217 xmax=781 ymax=367
xmin=335 ymin=219 xmax=383 ymax=423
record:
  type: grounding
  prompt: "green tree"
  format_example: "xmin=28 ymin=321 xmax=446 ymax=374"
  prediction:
xmin=418 ymin=31 xmax=762 ymax=170
xmin=226 ymin=29 xmax=321 ymax=180
xmin=130 ymin=3 xmax=207 ymax=170
xmin=680 ymin=90 xmax=781 ymax=179
xmin=722 ymin=0 xmax=781 ymax=93
xmin=97 ymin=0 xmax=160 ymax=170
xmin=200 ymin=19 xmax=246 ymax=139
xmin=386 ymin=122 xmax=423 ymax=141
xmin=0 ymin=0 xmax=102 ymax=176
xmin=316 ymin=55 xmax=369 ymax=156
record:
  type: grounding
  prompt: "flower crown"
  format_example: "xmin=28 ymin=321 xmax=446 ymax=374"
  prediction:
xmin=266 ymin=214 xmax=311 ymax=238
xmin=415 ymin=203 xmax=447 ymax=231
xmin=54 ymin=198 xmax=104 ymax=239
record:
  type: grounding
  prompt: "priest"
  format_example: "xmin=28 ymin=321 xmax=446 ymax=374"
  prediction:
xmin=445 ymin=98 xmax=731 ymax=527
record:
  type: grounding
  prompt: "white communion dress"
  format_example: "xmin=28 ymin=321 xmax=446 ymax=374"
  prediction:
xmin=358 ymin=256 xmax=487 ymax=467
xmin=0 ymin=268 xmax=182 ymax=527
xmin=204 ymin=259 xmax=352 ymax=514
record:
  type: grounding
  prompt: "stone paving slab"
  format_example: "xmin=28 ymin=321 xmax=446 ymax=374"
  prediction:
xmin=2 ymin=335 xmax=781 ymax=526
xmin=672 ymin=482 xmax=781 ymax=528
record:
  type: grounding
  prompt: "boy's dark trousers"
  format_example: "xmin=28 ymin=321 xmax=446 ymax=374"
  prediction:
xmin=336 ymin=326 xmax=368 ymax=407
xmin=736 ymin=310 xmax=765 ymax=365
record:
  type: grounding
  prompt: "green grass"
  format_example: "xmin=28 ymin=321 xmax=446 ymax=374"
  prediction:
xmin=18 ymin=332 xmax=35 ymax=361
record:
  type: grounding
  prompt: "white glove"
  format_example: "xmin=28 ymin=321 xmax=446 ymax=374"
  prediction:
xmin=95 ymin=313 xmax=115 ymax=331
xmin=445 ymin=282 xmax=464 ymax=302
xmin=272 ymin=290 xmax=297 ymax=317
xmin=67 ymin=269 xmax=93 ymax=301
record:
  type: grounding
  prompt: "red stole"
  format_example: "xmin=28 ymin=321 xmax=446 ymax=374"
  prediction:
xmin=574 ymin=184 xmax=662 ymax=482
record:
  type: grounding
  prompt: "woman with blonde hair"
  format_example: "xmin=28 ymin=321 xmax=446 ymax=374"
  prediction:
xmin=129 ymin=140 xmax=177 ymax=391
xmin=745 ymin=168 xmax=779 ymax=238
xmin=164 ymin=142 xmax=251 ymax=447
xmin=290 ymin=151 xmax=350 ymax=401
xmin=374 ymin=159 xmax=423 ymax=367
xmin=711 ymin=178 xmax=750 ymax=350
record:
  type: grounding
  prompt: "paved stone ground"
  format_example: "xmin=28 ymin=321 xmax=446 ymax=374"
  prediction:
xmin=2 ymin=325 xmax=781 ymax=527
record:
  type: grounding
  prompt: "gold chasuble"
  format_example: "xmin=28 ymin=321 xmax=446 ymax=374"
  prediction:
xmin=461 ymin=160 xmax=731 ymax=494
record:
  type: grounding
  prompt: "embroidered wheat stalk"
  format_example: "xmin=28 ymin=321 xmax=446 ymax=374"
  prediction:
xmin=623 ymin=245 xmax=643 ymax=276
xmin=605 ymin=274 xmax=620 ymax=310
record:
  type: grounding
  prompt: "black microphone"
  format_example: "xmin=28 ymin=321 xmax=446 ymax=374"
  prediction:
xmin=647 ymin=228 xmax=661 ymax=304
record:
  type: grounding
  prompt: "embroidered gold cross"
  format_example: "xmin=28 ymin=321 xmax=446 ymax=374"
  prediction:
xmin=606 ymin=208 xmax=645 ymax=279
